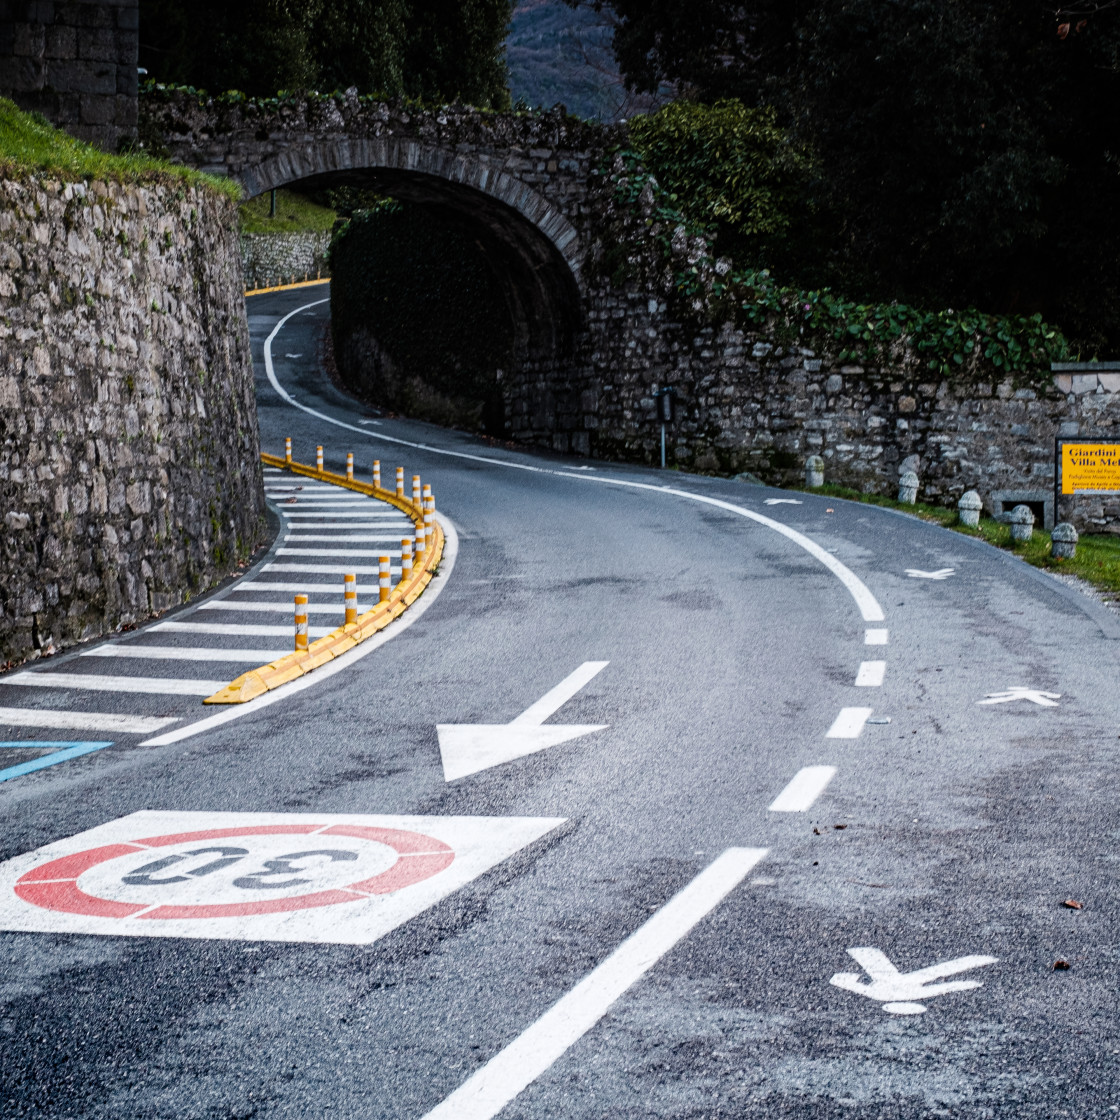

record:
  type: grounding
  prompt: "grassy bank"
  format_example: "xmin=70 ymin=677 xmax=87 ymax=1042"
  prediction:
xmin=798 ymin=482 xmax=1120 ymax=601
xmin=0 ymin=98 xmax=238 ymax=199
xmin=239 ymin=188 xmax=337 ymax=233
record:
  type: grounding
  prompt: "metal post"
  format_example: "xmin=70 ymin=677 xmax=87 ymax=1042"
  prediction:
xmin=661 ymin=424 xmax=666 ymax=470
xmin=269 ymin=188 xmax=276 ymax=218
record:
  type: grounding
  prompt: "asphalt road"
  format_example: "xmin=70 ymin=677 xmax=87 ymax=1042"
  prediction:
xmin=2 ymin=285 xmax=1118 ymax=1119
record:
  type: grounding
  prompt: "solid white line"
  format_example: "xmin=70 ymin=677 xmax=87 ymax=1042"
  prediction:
xmin=419 ymin=847 xmax=767 ymax=1120
xmin=855 ymin=661 xmax=886 ymax=687
xmin=80 ymin=646 xmax=286 ymax=662
xmin=278 ymin=512 xmax=411 ymax=520
xmin=263 ymin=563 xmax=400 ymax=575
xmin=826 ymin=708 xmax=874 ymax=738
xmin=151 ymin=621 xmax=334 ymax=638
xmin=4 ymin=672 xmax=228 ymax=696
xmin=865 ymin=629 xmax=889 ymax=645
xmin=262 ymin=298 xmax=885 ymax=626
xmin=768 ymin=765 xmax=837 ymax=812
xmin=0 ymin=707 xmax=179 ymax=734
xmin=274 ymin=499 xmax=377 ymax=506
xmin=286 ymin=534 xmax=410 ymax=543
xmin=231 ymin=581 xmax=381 ymax=594
xmin=276 ymin=546 xmax=402 ymax=556
xmin=198 ymin=601 xmax=373 ymax=615
xmin=512 ymin=662 xmax=610 ymax=726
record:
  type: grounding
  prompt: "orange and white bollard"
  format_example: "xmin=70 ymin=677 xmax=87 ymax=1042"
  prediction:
xmin=316 ymin=445 xmax=324 ymax=471
xmin=395 ymin=467 xmax=404 ymax=498
xmin=424 ymin=494 xmax=434 ymax=542
xmin=285 ymin=437 xmax=292 ymax=463
xmin=379 ymin=555 xmax=391 ymax=602
xmin=294 ymin=594 xmax=309 ymax=652
xmin=415 ymin=521 xmax=426 ymax=561
xmin=346 ymin=452 xmax=354 ymax=481
xmin=422 ymin=483 xmax=433 ymax=513
xmin=373 ymin=460 xmax=381 ymax=489
xmin=400 ymin=537 xmax=413 ymax=580
xmin=344 ymin=573 xmax=357 ymax=624
xmin=412 ymin=474 xmax=422 ymax=511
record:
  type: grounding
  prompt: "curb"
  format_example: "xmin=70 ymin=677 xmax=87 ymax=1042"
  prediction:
xmin=245 ymin=277 xmax=331 ymax=297
xmin=203 ymin=452 xmax=445 ymax=704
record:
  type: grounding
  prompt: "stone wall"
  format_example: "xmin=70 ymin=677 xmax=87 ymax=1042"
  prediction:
xmin=241 ymin=232 xmax=331 ymax=291
xmin=0 ymin=0 xmax=138 ymax=150
xmin=0 ymin=172 xmax=266 ymax=665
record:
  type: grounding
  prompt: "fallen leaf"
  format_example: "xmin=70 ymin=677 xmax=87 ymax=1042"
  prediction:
xmin=1062 ymin=899 xmax=1083 ymax=910
xmin=833 ymin=824 xmax=848 ymax=830
xmin=1053 ymin=959 xmax=1071 ymax=970
xmin=812 ymin=827 xmax=821 ymax=835
xmin=1058 ymin=21 xmax=1070 ymax=38
xmin=826 ymin=508 xmax=834 ymax=513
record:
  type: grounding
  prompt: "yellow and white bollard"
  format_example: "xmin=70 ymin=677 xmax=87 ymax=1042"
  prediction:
xmin=379 ymin=555 xmax=391 ymax=602
xmin=344 ymin=573 xmax=357 ymax=625
xmin=395 ymin=467 xmax=405 ymax=498
xmin=346 ymin=452 xmax=354 ymax=481
xmin=415 ymin=521 xmax=426 ymax=561
xmin=400 ymin=537 xmax=413 ymax=580
xmin=412 ymin=474 xmax=422 ymax=511
xmin=316 ymin=445 xmax=324 ymax=472
xmin=285 ymin=437 xmax=292 ymax=463
xmin=373 ymin=460 xmax=381 ymax=489
xmin=422 ymin=483 xmax=433 ymax=513
xmin=424 ymin=494 xmax=434 ymax=543
xmin=294 ymin=594 xmax=309 ymax=652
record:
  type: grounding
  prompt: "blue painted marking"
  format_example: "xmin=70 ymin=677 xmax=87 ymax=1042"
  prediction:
xmin=0 ymin=741 xmax=114 ymax=783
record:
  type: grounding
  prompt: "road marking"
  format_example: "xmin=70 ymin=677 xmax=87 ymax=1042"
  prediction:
xmin=262 ymin=297 xmax=885 ymax=625
xmin=230 ymin=581 xmax=380 ymax=595
xmin=437 ymin=662 xmax=609 ymax=782
xmin=906 ymin=568 xmax=955 ymax=580
xmin=864 ymin=628 xmax=888 ymax=645
xmin=830 ymin=947 xmax=998 ymax=1015
xmin=419 ymin=847 xmax=767 ymax=1120
xmin=262 ymin=563 xmax=398 ymax=576
xmin=4 ymin=672 xmax=228 ymax=696
xmin=855 ymin=661 xmax=886 ymax=687
xmin=763 ymin=498 xmax=802 ymax=505
xmin=80 ymin=646 xmax=286 ymax=662
xmin=277 ymin=546 xmax=403 ymax=556
xmin=285 ymin=534 xmax=410 ymax=543
xmin=768 ymin=766 xmax=836 ymax=812
xmin=198 ymin=601 xmax=373 ymax=615
xmin=151 ymin=621 xmax=334 ymax=638
xmin=277 ymin=512 xmax=412 ymax=520
xmin=0 ymin=708 xmax=178 ymax=734
xmin=0 ymin=741 xmax=114 ymax=783
xmin=826 ymin=708 xmax=874 ymax=738
xmin=0 ymin=810 xmax=564 ymax=945
xmin=977 ymin=687 xmax=1061 ymax=707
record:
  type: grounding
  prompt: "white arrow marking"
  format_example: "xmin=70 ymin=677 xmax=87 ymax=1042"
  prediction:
xmin=977 ymin=686 xmax=1061 ymax=707
xmin=830 ymin=947 xmax=998 ymax=1014
xmin=763 ymin=498 xmax=803 ymax=505
xmin=905 ymin=568 xmax=955 ymax=580
xmin=437 ymin=662 xmax=609 ymax=781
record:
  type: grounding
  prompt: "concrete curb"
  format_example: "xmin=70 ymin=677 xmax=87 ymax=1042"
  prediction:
xmin=244 ymin=277 xmax=330 ymax=297
xmin=203 ymin=453 xmax=445 ymax=704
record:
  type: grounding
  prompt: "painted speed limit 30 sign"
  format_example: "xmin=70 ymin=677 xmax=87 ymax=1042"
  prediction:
xmin=0 ymin=811 xmax=564 ymax=944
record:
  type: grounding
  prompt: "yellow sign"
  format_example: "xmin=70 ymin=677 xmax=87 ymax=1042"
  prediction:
xmin=1061 ymin=442 xmax=1120 ymax=494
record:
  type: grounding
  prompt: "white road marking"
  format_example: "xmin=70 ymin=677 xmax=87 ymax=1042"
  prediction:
xmin=763 ymin=498 xmax=802 ymax=505
xmin=830 ymin=947 xmax=998 ymax=1015
xmin=198 ymin=601 xmax=373 ymax=615
xmin=855 ymin=661 xmax=886 ymax=687
xmin=905 ymin=568 xmax=954 ymax=580
xmin=151 ymin=621 xmax=334 ymax=638
xmin=276 ymin=546 xmax=402 ymax=556
xmin=278 ymin=512 xmax=411 ymax=521
xmin=826 ymin=708 xmax=874 ymax=738
xmin=263 ymin=563 xmax=399 ymax=576
xmin=864 ymin=628 xmax=889 ymax=645
xmin=0 ymin=708 xmax=178 ymax=734
xmin=977 ymin=687 xmax=1061 ymax=707
xmin=262 ymin=297 xmax=886 ymax=625
xmin=285 ymin=535 xmax=408 ymax=543
xmin=4 ymin=673 xmax=228 ymax=696
xmin=419 ymin=847 xmax=767 ymax=1120
xmin=231 ymin=581 xmax=380 ymax=594
xmin=0 ymin=810 xmax=564 ymax=945
xmin=768 ymin=766 xmax=836 ymax=812
xmin=437 ymin=662 xmax=609 ymax=782
xmin=80 ymin=646 xmax=286 ymax=662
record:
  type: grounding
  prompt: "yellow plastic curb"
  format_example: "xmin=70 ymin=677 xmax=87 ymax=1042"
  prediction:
xmin=203 ymin=453 xmax=444 ymax=704
xmin=244 ymin=277 xmax=331 ymax=297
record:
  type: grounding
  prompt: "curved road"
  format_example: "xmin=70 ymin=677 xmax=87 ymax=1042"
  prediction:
xmin=1 ymin=286 xmax=1118 ymax=1119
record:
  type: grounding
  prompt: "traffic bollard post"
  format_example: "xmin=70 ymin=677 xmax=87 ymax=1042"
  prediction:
xmin=412 ymin=475 xmax=422 ymax=511
xmin=401 ymin=538 xmax=413 ymax=580
xmin=344 ymin=574 xmax=357 ymax=624
xmin=415 ymin=521 xmax=426 ymax=560
xmin=379 ymin=556 xmax=391 ymax=602
xmin=285 ymin=437 xmax=292 ymax=463
xmin=373 ymin=460 xmax=381 ymax=489
xmin=294 ymin=594 xmax=309 ymax=652
xmin=316 ymin=445 xmax=324 ymax=471
xmin=346 ymin=453 xmax=354 ymax=481
xmin=396 ymin=467 xmax=405 ymax=498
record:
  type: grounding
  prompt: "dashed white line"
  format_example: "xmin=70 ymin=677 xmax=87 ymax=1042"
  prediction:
xmin=826 ymin=708 xmax=874 ymax=738
xmin=768 ymin=766 xmax=837 ymax=812
xmin=419 ymin=847 xmax=768 ymax=1120
xmin=864 ymin=628 xmax=889 ymax=645
xmin=0 ymin=708 xmax=179 ymax=734
xmin=855 ymin=661 xmax=886 ymax=687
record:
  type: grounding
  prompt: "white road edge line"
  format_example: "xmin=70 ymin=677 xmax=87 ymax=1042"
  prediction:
xmin=855 ymin=661 xmax=886 ymax=687
xmin=768 ymin=766 xmax=837 ymax=812
xmin=262 ymin=298 xmax=886 ymax=625
xmin=864 ymin=628 xmax=888 ymax=645
xmin=826 ymin=707 xmax=874 ymax=739
xmin=418 ymin=847 xmax=767 ymax=1120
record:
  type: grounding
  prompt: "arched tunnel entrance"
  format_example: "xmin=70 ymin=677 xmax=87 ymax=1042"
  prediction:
xmin=243 ymin=162 xmax=585 ymax=438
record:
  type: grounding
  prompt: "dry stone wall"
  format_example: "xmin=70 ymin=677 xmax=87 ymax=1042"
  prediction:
xmin=0 ymin=173 xmax=265 ymax=665
xmin=241 ymin=232 xmax=331 ymax=291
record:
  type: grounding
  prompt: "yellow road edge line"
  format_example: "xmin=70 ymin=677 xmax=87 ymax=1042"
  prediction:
xmin=204 ymin=454 xmax=444 ymax=704
xmin=245 ymin=277 xmax=331 ymax=297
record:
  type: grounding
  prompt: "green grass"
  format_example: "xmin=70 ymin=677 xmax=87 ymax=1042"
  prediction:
xmin=239 ymin=188 xmax=337 ymax=233
xmin=0 ymin=98 xmax=240 ymax=199
xmin=797 ymin=481 xmax=1120 ymax=600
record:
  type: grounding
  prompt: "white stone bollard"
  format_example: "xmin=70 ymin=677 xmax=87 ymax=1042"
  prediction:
xmin=957 ymin=490 xmax=983 ymax=528
xmin=1009 ymin=504 xmax=1035 ymax=543
xmin=898 ymin=470 xmax=919 ymax=504
xmin=805 ymin=455 xmax=825 ymax=488
xmin=1050 ymin=522 xmax=1078 ymax=559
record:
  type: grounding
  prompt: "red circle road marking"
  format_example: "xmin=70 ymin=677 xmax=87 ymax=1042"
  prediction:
xmin=14 ymin=825 xmax=454 ymax=920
